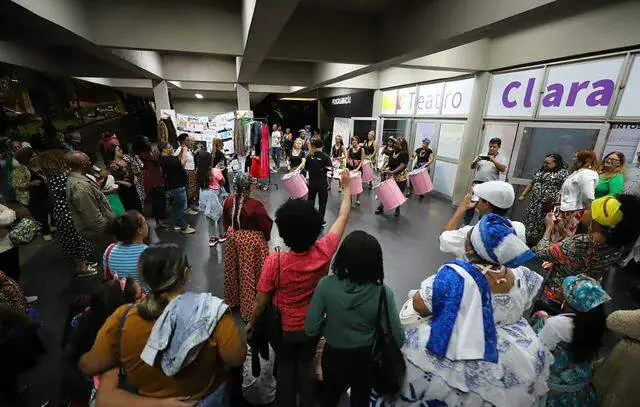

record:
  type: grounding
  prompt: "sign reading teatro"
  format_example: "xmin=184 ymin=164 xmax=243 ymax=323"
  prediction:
xmin=381 ymin=77 xmax=475 ymax=117
xmin=486 ymin=57 xmax=624 ymax=118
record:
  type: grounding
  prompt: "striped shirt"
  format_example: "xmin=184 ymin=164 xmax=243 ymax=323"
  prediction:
xmin=104 ymin=243 xmax=149 ymax=292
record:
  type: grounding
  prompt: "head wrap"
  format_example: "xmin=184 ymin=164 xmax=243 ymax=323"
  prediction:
xmin=562 ymin=275 xmax=611 ymax=312
xmin=591 ymin=196 xmax=623 ymax=228
xmin=233 ymin=172 xmax=255 ymax=196
xmin=470 ymin=213 xmax=534 ymax=268
xmin=422 ymin=137 xmax=431 ymax=144
xmin=426 ymin=259 xmax=498 ymax=363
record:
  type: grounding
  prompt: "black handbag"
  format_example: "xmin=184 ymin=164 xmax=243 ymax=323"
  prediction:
xmin=371 ymin=285 xmax=406 ymax=395
xmin=255 ymin=247 xmax=283 ymax=350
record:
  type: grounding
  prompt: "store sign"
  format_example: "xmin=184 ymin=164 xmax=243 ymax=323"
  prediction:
xmin=616 ymin=55 xmax=640 ymax=117
xmin=487 ymin=58 xmax=624 ymax=118
xmin=331 ymin=96 xmax=351 ymax=105
xmin=538 ymin=58 xmax=624 ymax=117
xmin=486 ymin=68 xmax=544 ymax=117
xmin=382 ymin=77 xmax=475 ymax=117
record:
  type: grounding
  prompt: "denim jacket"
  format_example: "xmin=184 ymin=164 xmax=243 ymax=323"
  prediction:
xmin=141 ymin=292 xmax=228 ymax=376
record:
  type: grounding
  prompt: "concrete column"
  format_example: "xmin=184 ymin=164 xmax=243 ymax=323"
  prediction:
xmin=236 ymin=83 xmax=251 ymax=111
xmin=152 ymin=80 xmax=171 ymax=119
xmin=451 ymin=72 xmax=490 ymax=205
xmin=371 ymin=89 xmax=382 ymax=117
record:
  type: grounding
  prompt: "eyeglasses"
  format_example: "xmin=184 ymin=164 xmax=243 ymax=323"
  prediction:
xmin=606 ymin=157 xmax=621 ymax=163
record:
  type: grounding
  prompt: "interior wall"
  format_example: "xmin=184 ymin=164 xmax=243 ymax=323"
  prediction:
xmin=377 ymin=67 xmax=464 ymax=89
xmin=172 ymin=99 xmax=237 ymax=115
xmin=489 ymin=0 xmax=640 ymax=70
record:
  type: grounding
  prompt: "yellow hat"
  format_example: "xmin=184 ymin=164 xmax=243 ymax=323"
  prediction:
xmin=591 ymin=196 xmax=623 ymax=228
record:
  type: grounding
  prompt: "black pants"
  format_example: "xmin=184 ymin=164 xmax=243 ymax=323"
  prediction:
xmin=308 ymin=183 xmax=328 ymax=221
xmin=276 ymin=331 xmax=318 ymax=407
xmin=321 ymin=344 xmax=374 ymax=407
xmin=0 ymin=247 xmax=20 ymax=281
xmin=28 ymin=201 xmax=50 ymax=235
xmin=150 ymin=186 xmax=167 ymax=220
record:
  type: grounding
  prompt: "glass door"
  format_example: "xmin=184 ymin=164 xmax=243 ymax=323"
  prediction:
xmin=350 ymin=117 xmax=379 ymax=144
xmin=380 ymin=118 xmax=411 ymax=145
xmin=478 ymin=122 xmax=519 ymax=181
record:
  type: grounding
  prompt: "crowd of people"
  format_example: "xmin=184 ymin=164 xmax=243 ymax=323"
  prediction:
xmin=1 ymin=123 xmax=640 ymax=407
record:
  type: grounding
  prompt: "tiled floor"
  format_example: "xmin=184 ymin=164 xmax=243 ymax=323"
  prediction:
xmin=12 ymin=174 xmax=640 ymax=406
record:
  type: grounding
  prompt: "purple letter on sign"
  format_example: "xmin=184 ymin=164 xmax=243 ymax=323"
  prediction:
xmin=524 ymin=78 xmax=536 ymax=108
xmin=542 ymin=83 xmax=564 ymax=107
xmin=502 ymin=81 xmax=521 ymax=108
xmin=566 ymin=81 xmax=590 ymax=107
xmin=586 ymin=79 xmax=614 ymax=107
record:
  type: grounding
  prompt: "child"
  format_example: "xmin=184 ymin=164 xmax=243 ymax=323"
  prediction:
xmin=197 ymin=151 xmax=227 ymax=247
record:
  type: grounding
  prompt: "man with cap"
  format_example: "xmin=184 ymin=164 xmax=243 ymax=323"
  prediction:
xmin=407 ymin=137 xmax=435 ymax=200
xmin=440 ymin=180 xmax=525 ymax=259
xmin=464 ymin=137 xmax=509 ymax=225
xmin=305 ymin=138 xmax=332 ymax=227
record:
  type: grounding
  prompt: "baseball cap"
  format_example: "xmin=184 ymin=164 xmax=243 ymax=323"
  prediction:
xmin=473 ymin=181 xmax=515 ymax=209
xmin=422 ymin=137 xmax=431 ymax=144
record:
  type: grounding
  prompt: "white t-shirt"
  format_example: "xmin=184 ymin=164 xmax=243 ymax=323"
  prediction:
xmin=271 ymin=131 xmax=282 ymax=148
xmin=538 ymin=314 xmax=574 ymax=351
xmin=474 ymin=151 xmax=509 ymax=182
xmin=439 ymin=221 xmax=526 ymax=259
xmin=559 ymin=168 xmax=598 ymax=211
xmin=174 ymin=146 xmax=195 ymax=171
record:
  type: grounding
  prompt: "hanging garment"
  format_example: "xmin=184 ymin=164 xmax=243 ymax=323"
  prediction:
xmin=260 ymin=123 xmax=270 ymax=179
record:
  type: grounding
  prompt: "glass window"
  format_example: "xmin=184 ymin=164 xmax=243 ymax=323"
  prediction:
xmin=436 ymin=122 xmax=465 ymax=160
xmin=433 ymin=160 xmax=457 ymax=197
xmin=411 ymin=121 xmax=438 ymax=152
xmin=381 ymin=119 xmax=411 ymax=144
xmin=352 ymin=119 xmax=377 ymax=144
xmin=480 ymin=122 xmax=518 ymax=181
xmin=512 ymin=126 xmax=600 ymax=179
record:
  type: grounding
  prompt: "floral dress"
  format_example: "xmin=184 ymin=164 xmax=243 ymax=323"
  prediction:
xmin=372 ymin=266 xmax=552 ymax=407
xmin=533 ymin=234 xmax=623 ymax=304
xmin=523 ymin=169 xmax=569 ymax=246
xmin=48 ymin=172 xmax=93 ymax=262
xmin=123 ymin=154 xmax=145 ymax=206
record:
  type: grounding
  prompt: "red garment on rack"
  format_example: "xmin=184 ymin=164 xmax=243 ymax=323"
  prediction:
xmin=260 ymin=123 xmax=270 ymax=178
xmin=249 ymin=156 xmax=262 ymax=179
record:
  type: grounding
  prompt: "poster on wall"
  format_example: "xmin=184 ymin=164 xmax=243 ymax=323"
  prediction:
xmin=332 ymin=117 xmax=351 ymax=148
xmin=603 ymin=123 xmax=640 ymax=163
xmin=435 ymin=122 xmax=465 ymax=160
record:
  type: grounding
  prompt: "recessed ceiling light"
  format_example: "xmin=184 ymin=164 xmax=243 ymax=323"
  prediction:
xmin=194 ymin=93 xmax=203 ymax=99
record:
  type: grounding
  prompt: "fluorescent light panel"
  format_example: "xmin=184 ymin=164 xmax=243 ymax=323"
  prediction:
xmin=279 ymin=97 xmax=316 ymax=101
xmin=194 ymin=93 xmax=204 ymax=99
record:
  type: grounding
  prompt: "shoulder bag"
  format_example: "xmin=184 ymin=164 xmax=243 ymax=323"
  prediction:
xmin=372 ymin=285 xmax=406 ymax=395
xmin=103 ymin=243 xmax=117 ymax=281
xmin=114 ymin=305 xmax=138 ymax=393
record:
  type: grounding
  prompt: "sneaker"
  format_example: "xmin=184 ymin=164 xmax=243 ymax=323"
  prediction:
xmin=181 ymin=226 xmax=196 ymax=235
xmin=186 ymin=208 xmax=198 ymax=215
xmin=218 ymin=234 xmax=228 ymax=243
xmin=42 ymin=234 xmax=53 ymax=241
xmin=174 ymin=226 xmax=181 ymax=231
xmin=322 ymin=221 xmax=327 ymax=228
xmin=208 ymin=237 xmax=219 ymax=247
xmin=87 ymin=262 xmax=98 ymax=271
xmin=25 ymin=295 xmax=38 ymax=304
xmin=77 ymin=269 xmax=98 ymax=278
xmin=375 ymin=207 xmax=383 ymax=215
xmin=355 ymin=200 xmax=361 ymax=206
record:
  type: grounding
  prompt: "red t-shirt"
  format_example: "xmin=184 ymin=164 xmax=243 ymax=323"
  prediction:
xmin=256 ymin=232 xmax=341 ymax=332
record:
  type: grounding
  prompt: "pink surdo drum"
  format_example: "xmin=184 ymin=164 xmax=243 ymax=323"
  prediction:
xmin=361 ymin=160 xmax=374 ymax=182
xmin=350 ymin=171 xmax=363 ymax=195
xmin=409 ymin=167 xmax=433 ymax=195
xmin=282 ymin=171 xmax=308 ymax=199
xmin=374 ymin=178 xmax=407 ymax=210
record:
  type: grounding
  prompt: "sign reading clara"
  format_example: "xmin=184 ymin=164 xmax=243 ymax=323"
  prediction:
xmin=486 ymin=57 xmax=624 ymax=118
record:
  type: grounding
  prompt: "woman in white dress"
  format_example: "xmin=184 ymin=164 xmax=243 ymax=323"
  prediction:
xmin=373 ymin=213 xmax=552 ymax=407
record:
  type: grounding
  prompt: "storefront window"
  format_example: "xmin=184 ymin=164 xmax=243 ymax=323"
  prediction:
xmin=512 ymin=126 xmax=600 ymax=179
xmin=381 ymin=119 xmax=411 ymax=144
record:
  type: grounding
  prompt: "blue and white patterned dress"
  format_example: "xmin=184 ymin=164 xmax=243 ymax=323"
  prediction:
xmin=372 ymin=266 xmax=552 ymax=407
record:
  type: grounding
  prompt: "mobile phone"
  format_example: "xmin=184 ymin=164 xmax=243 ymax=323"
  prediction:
xmin=552 ymin=205 xmax=560 ymax=220
xmin=479 ymin=155 xmax=490 ymax=160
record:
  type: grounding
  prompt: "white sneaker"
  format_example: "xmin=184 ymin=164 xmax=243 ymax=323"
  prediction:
xmin=186 ymin=209 xmax=198 ymax=215
xmin=26 ymin=295 xmax=38 ymax=304
xmin=181 ymin=226 xmax=196 ymax=235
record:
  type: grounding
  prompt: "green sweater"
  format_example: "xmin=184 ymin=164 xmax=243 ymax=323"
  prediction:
xmin=595 ymin=173 xmax=624 ymax=198
xmin=304 ymin=275 xmax=404 ymax=349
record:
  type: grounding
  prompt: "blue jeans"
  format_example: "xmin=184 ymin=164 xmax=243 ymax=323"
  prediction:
xmin=271 ymin=147 xmax=281 ymax=168
xmin=167 ymin=187 xmax=188 ymax=230
xmin=199 ymin=383 xmax=228 ymax=407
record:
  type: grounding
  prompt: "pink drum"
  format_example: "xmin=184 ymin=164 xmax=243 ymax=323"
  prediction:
xmin=374 ymin=178 xmax=407 ymax=210
xmin=350 ymin=171 xmax=363 ymax=195
xmin=362 ymin=160 xmax=374 ymax=182
xmin=282 ymin=172 xmax=308 ymax=199
xmin=409 ymin=167 xmax=433 ymax=195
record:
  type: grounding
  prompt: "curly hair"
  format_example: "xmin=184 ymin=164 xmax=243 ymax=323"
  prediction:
xmin=275 ymin=199 xmax=323 ymax=253
xmin=38 ymin=149 xmax=69 ymax=175
xmin=571 ymin=149 xmax=598 ymax=171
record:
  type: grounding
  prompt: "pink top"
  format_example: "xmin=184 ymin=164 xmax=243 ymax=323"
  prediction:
xmin=209 ymin=168 xmax=224 ymax=189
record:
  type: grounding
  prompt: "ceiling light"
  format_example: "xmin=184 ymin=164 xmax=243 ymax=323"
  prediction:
xmin=279 ymin=97 xmax=317 ymax=101
xmin=194 ymin=93 xmax=203 ymax=99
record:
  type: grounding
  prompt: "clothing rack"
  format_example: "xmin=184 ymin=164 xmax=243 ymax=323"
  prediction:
xmin=249 ymin=118 xmax=278 ymax=191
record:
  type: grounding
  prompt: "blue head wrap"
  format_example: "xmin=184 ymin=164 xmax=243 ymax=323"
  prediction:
xmin=470 ymin=213 xmax=534 ymax=268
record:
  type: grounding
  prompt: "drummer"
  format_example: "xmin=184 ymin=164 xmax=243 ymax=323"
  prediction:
xmin=330 ymin=135 xmax=347 ymax=191
xmin=287 ymin=138 xmax=307 ymax=175
xmin=363 ymin=130 xmax=377 ymax=188
xmin=379 ymin=137 xmax=396 ymax=176
xmin=407 ymin=137 xmax=435 ymax=200
xmin=375 ymin=137 xmax=410 ymax=218
xmin=305 ymin=139 xmax=332 ymax=227
xmin=346 ymin=136 xmax=365 ymax=206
